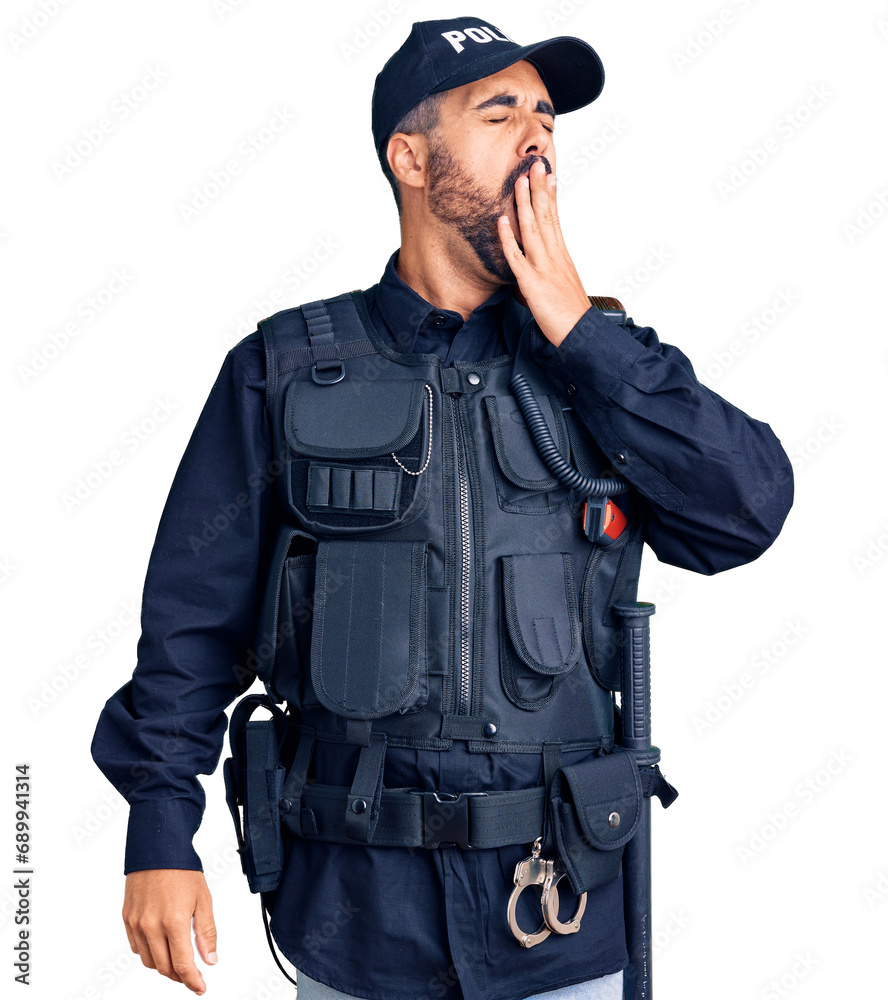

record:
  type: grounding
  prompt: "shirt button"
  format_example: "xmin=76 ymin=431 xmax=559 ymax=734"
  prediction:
xmin=466 ymin=372 xmax=481 ymax=385
xmin=433 ymin=314 xmax=446 ymax=326
xmin=566 ymin=383 xmax=577 ymax=395
xmin=614 ymin=452 xmax=626 ymax=464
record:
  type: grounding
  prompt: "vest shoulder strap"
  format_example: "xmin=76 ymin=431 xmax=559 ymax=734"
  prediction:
xmin=257 ymin=290 xmax=373 ymax=420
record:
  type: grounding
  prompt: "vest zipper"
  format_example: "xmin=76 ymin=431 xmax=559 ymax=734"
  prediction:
xmin=452 ymin=397 xmax=473 ymax=715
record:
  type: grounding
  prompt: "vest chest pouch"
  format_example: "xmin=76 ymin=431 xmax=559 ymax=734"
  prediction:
xmin=309 ymin=537 xmax=429 ymax=720
xmin=483 ymin=393 xmax=571 ymax=514
xmin=499 ymin=552 xmax=583 ymax=711
xmin=284 ymin=376 xmax=432 ymax=535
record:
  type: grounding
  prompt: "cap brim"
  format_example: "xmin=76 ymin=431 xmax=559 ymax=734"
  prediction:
xmin=429 ymin=35 xmax=604 ymax=114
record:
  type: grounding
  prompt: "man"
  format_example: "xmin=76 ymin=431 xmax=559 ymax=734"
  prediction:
xmin=91 ymin=16 xmax=793 ymax=1000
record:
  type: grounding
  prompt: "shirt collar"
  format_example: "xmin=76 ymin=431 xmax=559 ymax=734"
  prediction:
xmin=372 ymin=248 xmax=514 ymax=355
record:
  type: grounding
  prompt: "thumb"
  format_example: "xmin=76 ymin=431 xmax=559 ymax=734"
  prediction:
xmin=193 ymin=888 xmax=218 ymax=967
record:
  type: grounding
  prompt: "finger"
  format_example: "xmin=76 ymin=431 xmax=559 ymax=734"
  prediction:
xmin=545 ymin=171 xmax=569 ymax=254
xmin=147 ymin=929 xmax=185 ymax=985
xmin=167 ymin=918 xmax=207 ymax=995
xmin=130 ymin=926 xmax=158 ymax=971
xmin=514 ymin=173 xmax=544 ymax=264
xmin=497 ymin=214 xmax=528 ymax=273
xmin=193 ymin=889 xmax=218 ymax=967
xmin=528 ymin=161 xmax=562 ymax=257
xmin=122 ymin=908 xmax=140 ymax=956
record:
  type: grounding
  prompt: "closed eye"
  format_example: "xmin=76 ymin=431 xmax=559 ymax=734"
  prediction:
xmin=488 ymin=117 xmax=554 ymax=133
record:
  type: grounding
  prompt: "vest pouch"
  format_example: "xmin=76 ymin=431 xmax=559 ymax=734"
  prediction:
xmin=482 ymin=394 xmax=571 ymax=514
xmin=499 ymin=552 xmax=582 ymax=711
xmin=548 ymin=746 xmax=643 ymax=896
xmin=309 ymin=537 xmax=429 ymax=719
xmin=284 ymin=377 xmax=432 ymax=535
xmin=253 ymin=525 xmax=317 ymax=708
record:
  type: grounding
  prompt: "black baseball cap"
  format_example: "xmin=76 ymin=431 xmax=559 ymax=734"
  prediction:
xmin=371 ymin=15 xmax=605 ymax=166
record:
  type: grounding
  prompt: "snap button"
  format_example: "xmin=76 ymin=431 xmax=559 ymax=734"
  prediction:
xmin=466 ymin=372 xmax=481 ymax=385
xmin=482 ymin=722 xmax=498 ymax=738
xmin=566 ymin=383 xmax=577 ymax=395
xmin=614 ymin=452 xmax=626 ymax=464
xmin=608 ymin=811 xmax=621 ymax=828
xmin=351 ymin=798 xmax=368 ymax=814
xmin=279 ymin=799 xmax=292 ymax=814
xmin=434 ymin=314 xmax=446 ymax=326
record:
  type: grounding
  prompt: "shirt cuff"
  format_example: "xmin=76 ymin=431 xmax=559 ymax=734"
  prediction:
xmin=543 ymin=306 xmax=647 ymax=398
xmin=124 ymin=798 xmax=204 ymax=875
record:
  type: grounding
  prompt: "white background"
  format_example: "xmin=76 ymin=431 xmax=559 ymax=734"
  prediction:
xmin=3 ymin=1 xmax=887 ymax=998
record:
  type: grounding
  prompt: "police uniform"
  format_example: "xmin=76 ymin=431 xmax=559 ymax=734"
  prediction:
xmin=90 ymin=18 xmax=795 ymax=1000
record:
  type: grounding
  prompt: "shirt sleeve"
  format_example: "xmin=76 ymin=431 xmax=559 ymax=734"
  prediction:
xmin=90 ymin=335 xmax=277 ymax=874
xmin=541 ymin=306 xmax=794 ymax=575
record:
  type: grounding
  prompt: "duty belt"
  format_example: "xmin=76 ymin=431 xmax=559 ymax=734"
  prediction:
xmin=282 ymin=781 xmax=548 ymax=850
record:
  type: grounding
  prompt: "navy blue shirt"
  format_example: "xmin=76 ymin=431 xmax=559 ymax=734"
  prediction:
xmin=91 ymin=247 xmax=793 ymax=999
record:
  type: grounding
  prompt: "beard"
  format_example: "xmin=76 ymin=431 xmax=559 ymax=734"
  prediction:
xmin=425 ymin=139 xmax=551 ymax=282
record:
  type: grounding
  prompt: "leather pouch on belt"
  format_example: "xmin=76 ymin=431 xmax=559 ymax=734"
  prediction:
xmin=548 ymin=746 xmax=643 ymax=896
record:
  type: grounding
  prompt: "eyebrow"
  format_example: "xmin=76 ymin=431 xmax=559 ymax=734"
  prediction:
xmin=469 ymin=92 xmax=556 ymax=119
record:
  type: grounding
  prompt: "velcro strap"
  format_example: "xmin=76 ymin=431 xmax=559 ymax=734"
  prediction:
xmin=344 ymin=733 xmax=388 ymax=843
xmin=638 ymin=764 xmax=679 ymax=808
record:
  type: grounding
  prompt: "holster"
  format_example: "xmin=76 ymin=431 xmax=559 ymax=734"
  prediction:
xmin=222 ymin=693 xmax=289 ymax=894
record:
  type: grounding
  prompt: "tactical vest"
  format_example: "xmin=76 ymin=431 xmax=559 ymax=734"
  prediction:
xmin=222 ymin=287 xmax=676 ymax=906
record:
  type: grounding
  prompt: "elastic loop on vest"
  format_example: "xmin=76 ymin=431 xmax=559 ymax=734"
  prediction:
xmin=345 ymin=730 xmax=388 ymax=843
xmin=279 ymin=726 xmax=318 ymax=839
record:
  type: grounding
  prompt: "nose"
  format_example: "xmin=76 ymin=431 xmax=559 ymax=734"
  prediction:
xmin=516 ymin=118 xmax=553 ymax=170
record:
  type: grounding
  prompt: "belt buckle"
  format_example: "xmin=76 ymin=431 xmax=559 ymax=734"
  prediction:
xmin=416 ymin=790 xmax=487 ymax=849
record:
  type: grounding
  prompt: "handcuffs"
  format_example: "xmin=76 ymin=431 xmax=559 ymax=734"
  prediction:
xmin=506 ymin=837 xmax=587 ymax=948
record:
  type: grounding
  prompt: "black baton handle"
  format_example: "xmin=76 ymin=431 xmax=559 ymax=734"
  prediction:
xmin=613 ymin=601 xmax=656 ymax=1000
